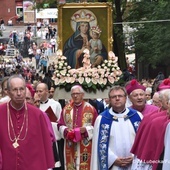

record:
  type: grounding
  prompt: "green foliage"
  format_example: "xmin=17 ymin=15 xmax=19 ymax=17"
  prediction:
xmin=127 ymin=0 xmax=170 ymax=68
xmin=36 ymin=0 xmax=57 ymax=9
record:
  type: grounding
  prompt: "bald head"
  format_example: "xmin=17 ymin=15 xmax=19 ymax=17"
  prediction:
xmin=36 ymin=83 xmax=48 ymax=90
xmin=36 ymin=83 xmax=49 ymax=102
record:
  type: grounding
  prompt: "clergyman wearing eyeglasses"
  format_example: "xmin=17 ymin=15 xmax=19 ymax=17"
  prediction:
xmin=57 ymin=85 xmax=98 ymax=170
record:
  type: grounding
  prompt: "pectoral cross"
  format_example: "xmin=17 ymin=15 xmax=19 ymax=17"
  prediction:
xmin=13 ymin=139 xmax=19 ymax=148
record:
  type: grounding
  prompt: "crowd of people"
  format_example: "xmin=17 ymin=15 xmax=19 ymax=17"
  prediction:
xmin=0 ymin=22 xmax=58 ymax=89
xmin=0 ymin=69 xmax=170 ymax=170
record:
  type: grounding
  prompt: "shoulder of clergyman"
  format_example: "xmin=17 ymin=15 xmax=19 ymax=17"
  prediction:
xmin=126 ymin=107 xmax=142 ymax=132
xmin=83 ymin=101 xmax=96 ymax=113
xmin=64 ymin=103 xmax=73 ymax=114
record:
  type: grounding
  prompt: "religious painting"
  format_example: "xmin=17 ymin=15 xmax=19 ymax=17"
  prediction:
xmin=58 ymin=3 xmax=113 ymax=68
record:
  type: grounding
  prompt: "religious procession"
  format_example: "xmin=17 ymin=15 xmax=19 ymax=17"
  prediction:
xmin=0 ymin=2 xmax=170 ymax=170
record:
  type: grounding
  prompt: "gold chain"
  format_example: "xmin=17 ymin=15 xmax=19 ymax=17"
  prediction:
xmin=7 ymin=102 xmax=28 ymax=147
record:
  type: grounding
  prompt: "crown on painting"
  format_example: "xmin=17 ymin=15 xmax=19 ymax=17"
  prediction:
xmin=71 ymin=10 xmax=95 ymax=22
xmin=91 ymin=26 xmax=102 ymax=34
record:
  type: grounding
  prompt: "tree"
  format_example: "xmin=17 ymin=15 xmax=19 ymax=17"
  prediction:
xmin=112 ymin=0 xmax=129 ymax=70
xmin=36 ymin=0 xmax=57 ymax=9
xmin=127 ymin=0 xmax=170 ymax=68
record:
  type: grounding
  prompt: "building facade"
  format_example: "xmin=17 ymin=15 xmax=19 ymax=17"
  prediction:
xmin=0 ymin=0 xmax=57 ymax=26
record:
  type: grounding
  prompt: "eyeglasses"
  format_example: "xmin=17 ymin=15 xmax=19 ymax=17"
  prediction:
xmin=110 ymin=95 xmax=125 ymax=99
xmin=71 ymin=93 xmax=82 ymax=96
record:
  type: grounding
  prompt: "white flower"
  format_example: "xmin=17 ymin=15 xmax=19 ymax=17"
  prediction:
xmin=108 ymin=76 xmax=115 ymax=84
xmin=66 ymin=77 xmax=71 ymax=83
xmin=78 ymin=77 xmax=84 ymax=84
xmin=59 ymin=62 xmax=63 ymax=66
xmin=98 ymin=78 xmax=104 ymax=84
xmin=60 ymin=70 xmax=67 ymax=76
xmin=84 ymin=73 xmax=88 ymax=77
xmin=73 ymin=74 xmax=77 ymax=78
xmin=107 ymin=63 xmax=111 ymax=67
xmin=112 ymin=68 xmax=115 ymax=71
xmin=60 ymin=77 xmax=66 ymax=84
xmin=103 ymin=78 xmax=107 ymax=85
xmin=92 ymin=78 xmax=98 ymax=84
xmin=53 ymin=50 xmax=122 ymax=91
xmin=54 ymin=78 xmax=60 ymax=85
xmin=56 ymin=73 xmax=60 ymax=77
xmin=85 ymin=77 xmax=91 ymax=84
xmin=61 ymin=56 xmax=66 ymax=60
xmin=83 ymin=49 xmax=90 ymax=55
xmin=70 ymin=77 xmax=76 ymax=83
xmin=56 ymin=49 xmax=62 ymax=56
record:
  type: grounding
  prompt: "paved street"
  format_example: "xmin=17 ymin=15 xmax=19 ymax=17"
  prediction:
xmin=0 ymin=25 xmax=57 ymax=68
xmin=0 ymin=25 xmax=27 ymax=39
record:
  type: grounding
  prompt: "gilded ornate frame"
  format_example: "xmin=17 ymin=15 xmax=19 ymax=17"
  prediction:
xmin=57 ymin=2 xmax=113 ymax=53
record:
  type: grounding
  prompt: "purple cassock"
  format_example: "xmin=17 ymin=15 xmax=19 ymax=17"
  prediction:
xmin=0 ymin=102 xmax=55 ymax=170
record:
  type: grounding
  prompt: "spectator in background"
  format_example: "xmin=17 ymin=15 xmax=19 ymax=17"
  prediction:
xmin=89 ymin=99 xmax=104 ymax=114
xmin=152 ymin=92 xmax=162 ymax=108
xmin=0 ymin=18 xmax=5 ymax=31
xmin=49 ymin=86 xmax=55 ymax=99
xmin=145 ymin=87 xmax=152 ymax=105
xmin=42 ymin=72 xmax=54 ymax=90
xmin=50 ymin=37 xmax=57 ymax=53
xmin=40 ymin=56 xmax=48 ymax=74
xmin=0 ymin=77 xmax=10 ymax=104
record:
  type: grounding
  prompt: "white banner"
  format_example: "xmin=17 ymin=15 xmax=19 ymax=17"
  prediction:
xmin=36 ymin=8 xmax=58 ymax=19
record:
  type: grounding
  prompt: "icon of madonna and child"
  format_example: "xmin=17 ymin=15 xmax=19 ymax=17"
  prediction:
xmin=63 ymin=9 xmax=108 ymax=69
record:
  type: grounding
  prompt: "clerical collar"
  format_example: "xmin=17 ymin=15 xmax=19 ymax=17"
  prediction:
xmin=10 ymin=102 xmax=25 ymax=111
xmin=112 ymin=108 xmax=126 ymax=114
xmin=40 ymin=99 xmax=49 ymax=104
xmin=74 ymin=102 xmax=82 ymax=107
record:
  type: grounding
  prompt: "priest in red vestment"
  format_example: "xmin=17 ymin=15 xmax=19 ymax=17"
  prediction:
xmin=0 ymin=75 xmax=55 ymax=170
xmin=58 ymin=85 xmax=98 ymax=170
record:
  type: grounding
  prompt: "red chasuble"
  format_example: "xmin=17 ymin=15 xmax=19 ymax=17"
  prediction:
xmin=58 ymin=101 xmax=98 ymax=170
xmin=0 ymin=103 xmax=55 ymax=170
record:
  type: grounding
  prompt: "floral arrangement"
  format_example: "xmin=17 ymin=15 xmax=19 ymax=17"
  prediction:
xmin=52 ymin=49 xmax=122 ymax=92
